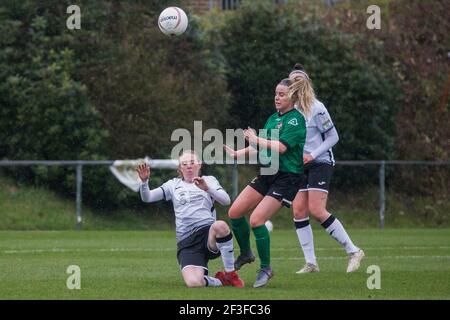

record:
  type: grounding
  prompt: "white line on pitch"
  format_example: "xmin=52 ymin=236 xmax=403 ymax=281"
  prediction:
xmin=2 ymin=248 xmax=173 ymax=254
xmin=272 ymin=246 xmax=450 ymax=251
xmin=2 ymin=246 xmax=450 ymax=255
xmin=272 ymin=256 xmax=450 ymax=260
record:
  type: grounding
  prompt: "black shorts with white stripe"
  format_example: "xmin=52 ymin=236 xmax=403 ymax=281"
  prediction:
xmin=249 ymin=171 xmax=304 ymax=207
xmin=176 ymin=225 xmax=221 ymax=274
xmin=299 ymin=162 xmax=334 ymax=193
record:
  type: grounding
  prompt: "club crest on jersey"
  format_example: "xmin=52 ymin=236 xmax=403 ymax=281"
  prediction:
xmin=276 ymin=118 xmax=283 ymax=130
xmin=288 ymin=118 xmax=298 ymax=126
xmin=322 ymin=119 xmax=332 ymax=130
xmin=318 ymin=113 xmax=332 ymax=130
xmin=176 ymin=190 xmax=189 ymax=205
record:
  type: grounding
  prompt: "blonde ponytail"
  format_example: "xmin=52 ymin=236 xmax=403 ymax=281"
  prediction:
xmin=288 ymin=76 xmax=315 ymax=118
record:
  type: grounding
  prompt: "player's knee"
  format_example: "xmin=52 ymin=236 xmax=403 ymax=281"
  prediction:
xmin=315 ymin=212 xmax=331 ymax=224
xmin=293 ymin=204 xmax=308 ymax=219
xmin=212 ymin=220 xmax=229 ymax=236
xmin=228 ymin=205 xmax=242 ymax=219
xmin=249 ymin=215 xmax=264 ymax=228
xmin=184 ymin=276 xmax=205 ymax=288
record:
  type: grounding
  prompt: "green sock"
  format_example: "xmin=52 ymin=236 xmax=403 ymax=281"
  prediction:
xmin=252 ymin=224 xmax=271 ymax=268
xmin=230 ymin=217 xmax=251 ymax=255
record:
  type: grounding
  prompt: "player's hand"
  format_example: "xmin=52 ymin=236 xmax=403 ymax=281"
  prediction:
xmin=136 ymin=163 xmax=150 ymax=182
xmin=193 ymin=177 xmax=209 ymax=191
xmin=303 ymin=154 xmax=314 ymax=164
xmin=244 ymin=127 xmax=258 ymax=144
xmin=223 ymin=144 xmax=237 ymax=158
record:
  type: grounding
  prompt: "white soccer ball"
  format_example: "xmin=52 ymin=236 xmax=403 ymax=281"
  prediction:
xmin=265 ymin=220 xmax=273 ymax=232
xmin=158 ymin=7 xmax=188 ymax=36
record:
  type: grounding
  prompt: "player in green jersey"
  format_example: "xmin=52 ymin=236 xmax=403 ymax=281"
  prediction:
xmin=223 ymin=78 xmax=306 ymax=288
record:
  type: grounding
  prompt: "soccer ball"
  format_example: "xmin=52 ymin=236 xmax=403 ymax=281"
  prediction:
xmin=158 ymin=7 xmax=188 ymax=36
xmin=265 ymin=220 xmax=273 ymax=232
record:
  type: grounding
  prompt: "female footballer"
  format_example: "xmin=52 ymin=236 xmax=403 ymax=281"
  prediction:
xmin=224 ymin=78 xmax=307 ymax=288
xmin=136 ymin=150 xmax=244 ymax=288
xmin=289 ymin=63 xmax=364 ymax=274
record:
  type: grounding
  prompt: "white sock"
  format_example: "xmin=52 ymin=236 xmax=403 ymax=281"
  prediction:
xmin=294 ymin=218 xmax=317 ymax=266
xmin=216 ymin=233 xmax=235 ymax=272
xmin=322 ymin=215 xmax=359 ymax=254
xmin=203 ymin=276 xmax=222 ymax=287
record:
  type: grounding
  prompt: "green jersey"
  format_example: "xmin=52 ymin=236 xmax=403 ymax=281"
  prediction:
xmin=258 ymin=108 xmax=306 ymax=174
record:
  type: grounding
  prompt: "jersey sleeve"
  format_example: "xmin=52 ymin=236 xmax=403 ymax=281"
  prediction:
xmin=314 ymin=106 xmax=334 ymax=133
xmin=139 ymin=182 xmax=165 ymax=203
xmin=204 ymin=176 xmax=231 ymax=206
xmin=310 ymin=126 xmax=339 ymax=159
xmin=279 ymin=115 xmax=306 ymax=150
xmin=204 ymin=176 xmax=225 ymax=191
xmin=160 ymin=179 xmax=174 ymax=201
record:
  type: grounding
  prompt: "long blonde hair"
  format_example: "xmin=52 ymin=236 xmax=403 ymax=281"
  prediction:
xmin=288 ymin=75 xmax=315 ymax=118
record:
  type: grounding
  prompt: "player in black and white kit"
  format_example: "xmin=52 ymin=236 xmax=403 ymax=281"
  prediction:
xmin=289 ymin=64 xmax=364 ymax=273
xmin=137 ymin=150 xmax=244 ymax=288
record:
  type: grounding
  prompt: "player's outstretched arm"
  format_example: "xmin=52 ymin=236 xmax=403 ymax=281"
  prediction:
xmin=243 ymin=127 xmax=287 ymax=154
xmin=223 ymin=144 xmax=257 ymax=159
xmin=136 ymin=163 xmax=164 ymax=203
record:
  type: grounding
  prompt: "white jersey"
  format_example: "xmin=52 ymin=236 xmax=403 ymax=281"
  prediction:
xmin=297 ymin=99 xmax=336 ymax=165
xmin=160 ymin=176 xmax=225 ymax=242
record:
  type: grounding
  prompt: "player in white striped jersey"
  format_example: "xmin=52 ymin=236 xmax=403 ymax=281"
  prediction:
xmin=289 ymin=64 xmax=364 ymax=273
xmin=137 ymin=150 xmax=244 ymax=288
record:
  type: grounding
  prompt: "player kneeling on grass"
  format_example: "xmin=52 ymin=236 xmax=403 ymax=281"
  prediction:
xmin=136 ymin=150 xmax=244 ymax=288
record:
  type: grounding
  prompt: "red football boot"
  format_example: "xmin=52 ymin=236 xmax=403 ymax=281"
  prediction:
xmin=215 ymin=270 xmax=245 ymax=288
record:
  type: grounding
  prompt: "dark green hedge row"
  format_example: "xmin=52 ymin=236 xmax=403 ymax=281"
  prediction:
xmin=0 ymin=0 xmax=403 ymax=210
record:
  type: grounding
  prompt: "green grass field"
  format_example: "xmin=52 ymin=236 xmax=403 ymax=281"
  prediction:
xmin=1 ymin=229 xmax=449 ymax=300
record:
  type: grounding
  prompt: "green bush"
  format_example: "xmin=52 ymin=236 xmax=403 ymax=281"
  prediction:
xmin=0 ymin=0 xmax=108 ymax=199
xmin=0 ymin=0 xmax=232 ymax=209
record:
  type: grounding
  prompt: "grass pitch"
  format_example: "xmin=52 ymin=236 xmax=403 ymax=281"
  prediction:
xmin=0 ymin=229 xmax=449 ymax=300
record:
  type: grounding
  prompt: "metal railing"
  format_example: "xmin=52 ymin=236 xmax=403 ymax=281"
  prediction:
xmin=333 ymin=160 xmax=449 ymax=228
xmin=0 ymin=160 xmax=177 ymax=230
xmin=0 ymin=160 xmax=448 ymax=229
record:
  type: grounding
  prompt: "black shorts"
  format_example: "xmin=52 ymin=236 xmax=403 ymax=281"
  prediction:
xmin=249 ymin=171 xmax=303 ymax=208
xmin=299 ymin=162 xmax=334 ymax=193
xmin=176 ymin=225 xmax=221 ymax=274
